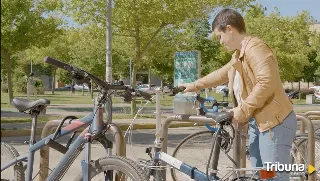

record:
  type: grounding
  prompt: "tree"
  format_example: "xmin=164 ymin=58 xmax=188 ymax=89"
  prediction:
xmin=1 ymin=0 xmax=61 ymax=102
xmin=244 ymin=5 xmax=313 ymax=82
xmin=145 ymin=17 xmax=231 ymax=84
xmin=64 ymin=0 xmax=253 ymax=114
xmin=25 ymin=26 xmax=130 ymax=94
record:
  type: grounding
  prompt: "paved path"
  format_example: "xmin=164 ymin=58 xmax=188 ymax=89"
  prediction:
xmin=1 ymin=127 xmax=251 ymax=181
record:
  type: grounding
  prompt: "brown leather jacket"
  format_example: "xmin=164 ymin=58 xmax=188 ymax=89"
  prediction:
xmin=194 ymin=36 xmax=293 ymax=132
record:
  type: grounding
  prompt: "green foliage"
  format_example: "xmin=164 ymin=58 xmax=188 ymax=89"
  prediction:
xmin=1 ymin=81 xmax=8 ymax=93
xmin=245 ymin=4 xmax=314 ymax=82
xmin=1 ymin=0 xmax=62 ymax=102
xmin=1 ymin=0 xmax=61 ymax=53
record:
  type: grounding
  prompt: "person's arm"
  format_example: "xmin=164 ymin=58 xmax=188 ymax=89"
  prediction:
xmin=194 ymin=60 xmax=232 ymax=89
xmin=233 ymin=41 xmax=278 ymax=122
xmin=181 ymin=52 xmax=237 ymax=92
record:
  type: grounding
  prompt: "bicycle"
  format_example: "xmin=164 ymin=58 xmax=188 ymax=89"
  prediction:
xmin=1 ymin=57 xmax=152 ymax=181
xmin=169 ymin=91 xmax=320 ymax=180
xmin=133 ymin=87 xmax=276 ymax=181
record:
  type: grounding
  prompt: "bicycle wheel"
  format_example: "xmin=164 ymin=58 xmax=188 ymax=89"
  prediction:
xmin=1 ymin=142 xmax=25 ymax=181
xmin=231 ymin=176 xmax=258 ymax=181
xmin=171 ymin=130 xmax=234 ymax=181
xmin=291 ymin=136 xmax=320 ymax=179
xmin=74 ymin=156 xmax=149 ymax=181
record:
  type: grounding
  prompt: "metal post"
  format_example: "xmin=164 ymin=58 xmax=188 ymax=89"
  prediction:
xmin=155 ymin=92 xmax=161 ymax=143
xmin=106 ymin=0 xmax=112 ymax=83
xmin=159 ymin=115 xmax=221 ymax=181
xmin=296 ymin=111 xmax=320 ymax=134
xmin=129 ymin=59 xmax=132 ymax=86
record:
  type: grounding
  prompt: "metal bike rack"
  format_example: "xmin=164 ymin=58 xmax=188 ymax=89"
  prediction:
xmin=39 ymin=120 xmax=126 ymax=181
xmin=297 ymin=111 xmax=320 ymax=134
xmin=295 ymin=115 xmax=316 ymax=181
xmin=158 ymin=115 xmax=240 ymax=181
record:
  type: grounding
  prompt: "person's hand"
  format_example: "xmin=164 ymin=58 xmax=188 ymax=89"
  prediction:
xmin=179 ymin=82 xmax=199 ymax=92
xmin=228 ymin=108 xmax=247 ymax=126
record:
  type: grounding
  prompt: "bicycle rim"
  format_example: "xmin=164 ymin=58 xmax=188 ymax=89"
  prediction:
xmin=1 ymin=142 xmax=24 ymax=181
xmin=292 ymin=136 xmax=320 ymax=179
xmin=74 ymin=156 xmax=148 ymax=181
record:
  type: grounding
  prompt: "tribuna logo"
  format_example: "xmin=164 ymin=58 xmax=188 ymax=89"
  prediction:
xmin=265 ymin=162 xmax=305 ymax=172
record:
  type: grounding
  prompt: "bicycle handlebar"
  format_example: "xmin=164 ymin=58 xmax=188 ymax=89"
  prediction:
xmin=44 ymin=56 xmax=152 ymax=101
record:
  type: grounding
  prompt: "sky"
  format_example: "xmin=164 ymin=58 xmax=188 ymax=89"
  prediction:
xmin=208 ymin=0 xmax=319 ymax=24
xmin=256 ymin=0 xmax=319 ymax=21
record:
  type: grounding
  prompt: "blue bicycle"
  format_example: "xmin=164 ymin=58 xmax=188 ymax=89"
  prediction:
xmin=169 ymin=95 xmax=243 ymax=180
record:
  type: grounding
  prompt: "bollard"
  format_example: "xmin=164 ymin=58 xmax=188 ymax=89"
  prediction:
xmin=297 ymin=111 xmax=320 ymax=134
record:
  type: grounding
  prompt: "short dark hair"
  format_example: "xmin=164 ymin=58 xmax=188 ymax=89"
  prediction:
xmin=212 ymin=9 xmax=246 ymax=33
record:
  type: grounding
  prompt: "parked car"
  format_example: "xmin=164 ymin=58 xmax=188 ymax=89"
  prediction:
xmin=215 ymin=85 xmax=228 ymax=93
xmin=310 ymin=86 xmax=320 ymax=92
xmin=74 ymin=84 xmax=89 ymax=90
xmin=155 ymin=86 xmax=172 ymax=93
xmin=136 ymin=84 xmax=157 ymax=94
xmin=286 ymin=91 xmax=299 ymax=99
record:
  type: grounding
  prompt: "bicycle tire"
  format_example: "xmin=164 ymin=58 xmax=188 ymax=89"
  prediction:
xmin=171 ymin=130 xmax=227 ymax=181
xmin=1 ymin=142 xmax=25 ymax=181
xmin=231 ymin=176 xmax=258 ymax=181
xmin=74 ymin=156 xmax=149 ymax=181
xmin=291 ymin=136 xmax=320 ymax=180
xmin=292 ymin=136 xmax=320 ymax=168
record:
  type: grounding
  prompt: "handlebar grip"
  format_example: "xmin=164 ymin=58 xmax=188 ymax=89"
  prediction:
xmin=171 ymin=86 xmax=186 ymax=95
xmin=136 ymin=90 xmax=152 ymax=101
xmin=44 ymin=56 xmax=71 ymax=70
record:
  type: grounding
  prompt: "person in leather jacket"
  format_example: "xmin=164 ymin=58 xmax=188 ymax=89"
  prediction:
xmin=180 ymin=9 xmax=297 ymax=181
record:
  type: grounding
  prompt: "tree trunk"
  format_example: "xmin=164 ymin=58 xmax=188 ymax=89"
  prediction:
xmin=148 ymin=64 xmax=151 ymax=90
xmin=298 ymin=80 xmax=301 ymax=100
xmin=307 ymin=81 xmax=309 ymax=88
xmin=82 ymin=85 xmax=84 ymax=96
xmin=131 ymin=64 xmax=137 ymax=115
xmin=131 ymin=21 xmax=141 ymax=116
xmin=291 ymin=81 xmax=293 ymax=90
xmin=51 ymin=69 xmax=56 ymax=95
xmin=3 ymin=50 xmax=13 ymax=103
xmin=71 ymin=80 xmax=75 ymax=95
xmin=91 ymin=81 xmax=93 ymax=99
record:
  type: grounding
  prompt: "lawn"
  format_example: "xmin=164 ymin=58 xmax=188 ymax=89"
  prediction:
xmin=1 ymin=90 xmax=318 ymax=108
xmin=1 ymin=90 xmax=228 ymax=108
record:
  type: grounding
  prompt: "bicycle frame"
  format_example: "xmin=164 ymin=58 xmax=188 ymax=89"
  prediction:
xmin=1 ymin=98 xmax=112 ymax=181
xmin=154 ymin=127 xmax=223 ymax=181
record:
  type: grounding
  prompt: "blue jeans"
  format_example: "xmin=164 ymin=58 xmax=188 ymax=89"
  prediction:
xmin=249 ymin=111 xmax=297 ymax=181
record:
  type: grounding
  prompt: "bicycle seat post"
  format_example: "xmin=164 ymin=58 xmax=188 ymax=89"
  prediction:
xmin=29 ymin=113 xmax=38 ymax=145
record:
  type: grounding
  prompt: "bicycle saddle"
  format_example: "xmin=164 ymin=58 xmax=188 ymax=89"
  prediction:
xmin=205 ymin=112 xmax=232 ymax=124
xmin=11 ymin=98 xmax=50 ymax=112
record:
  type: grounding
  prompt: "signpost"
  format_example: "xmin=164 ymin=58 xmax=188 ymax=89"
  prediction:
xmin=174 ymin=51 xmax=201 ymax=87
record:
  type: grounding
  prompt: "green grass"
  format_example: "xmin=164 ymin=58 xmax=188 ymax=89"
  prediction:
xmin=1 ymin=91 xmax=136 ymax=108
xmin=1 ymin=90 xmax=227 ymax=107
xmin=2 ymin=90 xmax=318 ymax=108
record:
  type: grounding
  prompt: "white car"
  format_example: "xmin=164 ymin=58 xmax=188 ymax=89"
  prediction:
xmin=155 ymin=86 xmax=172 ymax=93
xmin=215 ymin=85 xmax=228 ymax=93
xmin=310 ymin=86 xmax=320 ymax=92
xmin=74 ymin=84 xmax=89 ymax=90
xmin=136 ymin=84 xmax=158 ymax=94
